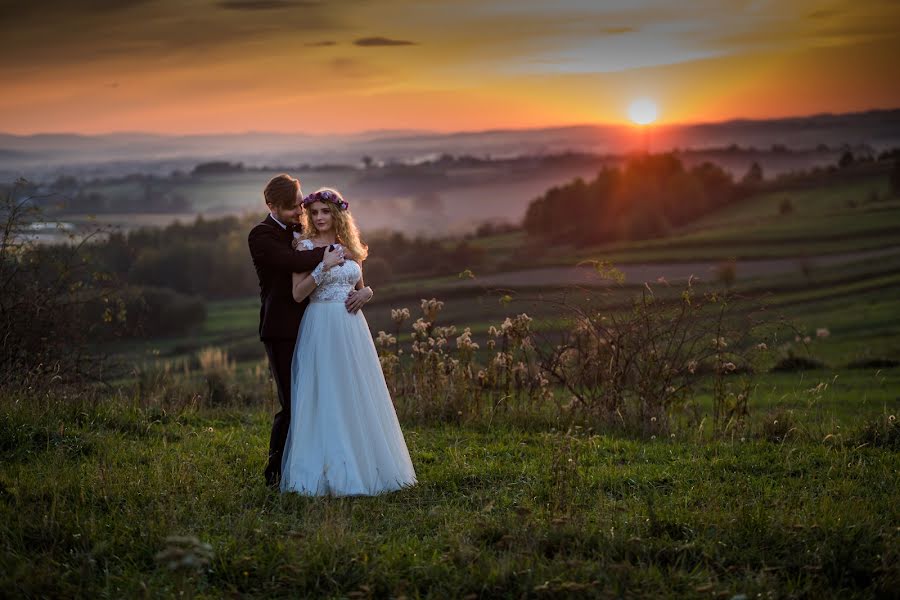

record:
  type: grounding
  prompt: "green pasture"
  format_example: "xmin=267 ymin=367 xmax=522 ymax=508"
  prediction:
xmin=1 ymin=387 xmax=897 ymax=598
xmin=689 ymin=177 xmax=894 ymax=227
xmin=105 ymin=242 xmax=900 ymax=379
xmin=6 ymin=170 xmax=900 ymax=598
xmin=534 ymin=174 xmax=900 ymax=265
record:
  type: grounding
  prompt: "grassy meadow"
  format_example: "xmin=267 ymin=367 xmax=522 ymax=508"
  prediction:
xmin=3 ymin=172 xmax=900 ymax=598
xmin=1 ymin=381 xmax=897 ymax=598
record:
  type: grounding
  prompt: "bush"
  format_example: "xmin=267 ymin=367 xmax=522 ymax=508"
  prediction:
xmin=376 ymin=272 xmax=774 ymax=438
xmin=779 ymin=197 xmax=794 ymax=215
xmin=891 ymin=160 xmax=900 ymax=197
xmin=770 ymin=353 xmax=826 ymax=372
xmin=715 ymin=259 xmax=737 ymax=288
xmin=533 ymin=277 xmax=765 ymax=436
xmin=759 ymin=408 xmax=798 ymax=443
xmin=741 ymin=161 xmax=764 ymax=185
xmin=196 ymin=347 xmax=261 ymax=407
xmin=82 ymin=286 xmax=206 ymax=339
xmin=838 ymin=151 xmax=855 ymax=168
xmin=0 ymin=180 xmax=119 ymax=386
xmin=225 ymin=338 xmax=267 ymax=363
xmin=845 ymin=357 xmax=900 ymax=369
xmin=854 ymin=414 xmax=899 ymax=450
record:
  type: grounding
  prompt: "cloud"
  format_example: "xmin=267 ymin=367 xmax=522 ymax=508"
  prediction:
xmin=3 ymin=0 xmax=899 ymax=135
xmin=217 ymin=0 xmax=320 ymax=10
xmin=0 ymin=0 xmax=153 ymax=21
xmin=354 ymin=37 xmax=416 ymax=47
xmin=0 ymin=0 xmax=347 ymax=71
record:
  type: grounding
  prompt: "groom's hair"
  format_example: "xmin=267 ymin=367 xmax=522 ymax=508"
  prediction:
xmin=263 ymin=174 xmax=301 ymax=209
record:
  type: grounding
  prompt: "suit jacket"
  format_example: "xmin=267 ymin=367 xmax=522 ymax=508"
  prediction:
xmin=248 ymin=214 xmax=326 ymax=341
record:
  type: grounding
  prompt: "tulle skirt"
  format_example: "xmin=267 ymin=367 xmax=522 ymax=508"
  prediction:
xmin=280 ymin=300 xmax=417 ymax=496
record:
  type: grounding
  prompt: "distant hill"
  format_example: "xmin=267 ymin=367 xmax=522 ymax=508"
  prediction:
xmin=1 ymin=108 xmax=898 ymax=179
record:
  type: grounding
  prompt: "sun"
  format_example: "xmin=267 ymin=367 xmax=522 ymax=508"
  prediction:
xmin=628 ymin=98 xmax=658 ymax=125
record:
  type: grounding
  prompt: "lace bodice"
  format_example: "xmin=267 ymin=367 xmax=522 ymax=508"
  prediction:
xmin=296 ymin=238 xmax=361 ymax=302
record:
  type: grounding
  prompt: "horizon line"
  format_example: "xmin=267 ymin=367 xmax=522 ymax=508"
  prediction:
xmin=2 ymin=106 xmax=898 ymax=140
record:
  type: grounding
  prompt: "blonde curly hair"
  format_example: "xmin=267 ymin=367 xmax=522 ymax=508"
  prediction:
xmin=299 ymin=187 xmax=368 ymax=262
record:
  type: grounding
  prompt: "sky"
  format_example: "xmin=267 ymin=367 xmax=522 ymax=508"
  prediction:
xmin=1 ymin=0 xmax=899 ymax=135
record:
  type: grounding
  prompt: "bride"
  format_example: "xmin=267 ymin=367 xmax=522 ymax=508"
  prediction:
xmin=280 ymin=187 xmax=417 ymax=496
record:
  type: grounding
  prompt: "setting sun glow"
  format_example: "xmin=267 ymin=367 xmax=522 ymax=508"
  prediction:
xmin=0 ymin=2 xmax=898 ymax=134
xmin=628 ymin=98 xmax=659 ymax=126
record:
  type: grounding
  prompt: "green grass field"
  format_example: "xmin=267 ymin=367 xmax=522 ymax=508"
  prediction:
xmin=108 ymin=241 xmax=900 ymax=376
xmin=5 ymin=172 xmax=899 ymax=597
xmin=544 ymin=175 xmax=900 ymax=266
xmin=1 ymin=386 xmax=897 ymax=598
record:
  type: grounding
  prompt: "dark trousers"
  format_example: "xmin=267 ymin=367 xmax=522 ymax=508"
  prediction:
xmin=263 ymin=339 xmax=297 ymax=486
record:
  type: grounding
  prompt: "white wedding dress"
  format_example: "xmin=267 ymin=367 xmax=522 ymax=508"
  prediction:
xmin=280 ymin=239 xmax=417 ymax=496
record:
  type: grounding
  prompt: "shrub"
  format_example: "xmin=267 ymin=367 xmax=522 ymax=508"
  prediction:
xmin=891 ymin=160 xmax=900 ymax=197
xmin=81 ymin=286 xmax=207 ymax=339
xmin=533 ymin=274 xmax=766 ymax=436
xmin=716 ymin=259 xmax=737 ymax=288
xmin=741 ymin=161 xmax=764 ymax=185
xmin=845 ymin=357 xmax=900 ymax=369
xmin=0 ymin=180 xmax=119 ymax=387
xmin=779 ymin=197 xmax=794 ymax=215
xmin=376 ymin=270 xmax=774 ymax=438
xmin=854 ymin=414 xmax=899 ymax=450
xmin=759 ymin=408 xmax=798 ymax=443
xmin=838 ymin=151 xmax=855 ymax=168
xmin=770 ymin=353 xmax=826 ymax=372
xmin=197 ymin=346 xmax=236 ymax=407
xmin=225 ymin=338 xmax=267 ymax=363
xmin=377 ymin=299 xmax=548 ymax=427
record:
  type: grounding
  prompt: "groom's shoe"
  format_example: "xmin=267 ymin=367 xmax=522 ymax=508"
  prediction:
xmin=265 ymin=470 xmax=281 ymax=490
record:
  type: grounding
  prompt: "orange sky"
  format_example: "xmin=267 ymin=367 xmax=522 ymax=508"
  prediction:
xmin=2 ymin=0 xmax=898 ymax=135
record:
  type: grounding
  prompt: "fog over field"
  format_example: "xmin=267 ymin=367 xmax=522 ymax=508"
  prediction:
xmin=5 ymin=109 xmax=899 ymax=236
xmin=3 ymin=109 xmax=898 ymax=179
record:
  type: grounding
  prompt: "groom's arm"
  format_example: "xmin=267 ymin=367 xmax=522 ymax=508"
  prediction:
xmin=345 ymin=264 xmax=373 ymax=314
xmin=248 ymin=225 xmax=326 ymax=273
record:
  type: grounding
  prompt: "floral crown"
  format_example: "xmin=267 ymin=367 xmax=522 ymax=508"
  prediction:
xmin=302 ymin=189 xmax=349 ymax=211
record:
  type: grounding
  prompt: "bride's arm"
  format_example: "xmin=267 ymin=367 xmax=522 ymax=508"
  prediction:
xmin=293 ymin=245 xmax=344 ymax=302
xmin=292 ymin=271 xmax=319 ymax=303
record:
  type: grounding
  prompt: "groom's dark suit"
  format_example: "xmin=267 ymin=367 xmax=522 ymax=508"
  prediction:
xmin=248 ymin=214 xmax=326 ymax=486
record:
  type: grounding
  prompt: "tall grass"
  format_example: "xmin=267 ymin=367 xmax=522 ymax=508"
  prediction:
xmin=0 ymin=383 xmax=896 ymax=598
xmin=2 ymin=267 xmax=896 ymax=596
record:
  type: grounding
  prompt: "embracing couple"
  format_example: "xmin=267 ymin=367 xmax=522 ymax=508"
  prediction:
xmin=247 ymin=174 xmax=416 ymax=496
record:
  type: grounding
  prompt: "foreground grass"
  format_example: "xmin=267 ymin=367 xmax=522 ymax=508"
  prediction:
xmin=2 ymin=388 xmax=898 ymax=598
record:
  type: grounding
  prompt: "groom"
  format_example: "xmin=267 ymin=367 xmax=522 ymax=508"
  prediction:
xmin=248 ymin=174 xmax=343 ymax=488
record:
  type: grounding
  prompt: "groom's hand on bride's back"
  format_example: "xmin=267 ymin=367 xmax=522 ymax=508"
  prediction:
xmin=323 ymin=245 xmax=344 ymax=270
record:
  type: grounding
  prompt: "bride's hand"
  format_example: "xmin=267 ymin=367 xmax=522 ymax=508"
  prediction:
xmin=345 ymin=286 xmax=373 ymax=314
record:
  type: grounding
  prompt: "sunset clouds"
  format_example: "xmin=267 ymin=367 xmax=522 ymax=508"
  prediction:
xmin=1 ymin=0 xmax=898 ymax=134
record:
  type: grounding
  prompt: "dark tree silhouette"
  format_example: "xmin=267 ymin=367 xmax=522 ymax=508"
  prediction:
xmin=888 ymin=159 xmax=900 ymax=197
xmin=838 ymin=151 xmax=855 ymax=168
xmin=523 ymin=153 xmax=741 ymax=245
xmin=741 ymin=161 xmax=764 ymax=185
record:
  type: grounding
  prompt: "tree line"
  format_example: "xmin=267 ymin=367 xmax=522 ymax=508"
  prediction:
xmin=86 ymin=215 xmax=486 ymax=301
xmin=523 ymin=150 xmax=900 ymax=246
xmin=523 ymin=153 xmax=750 ymax=245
